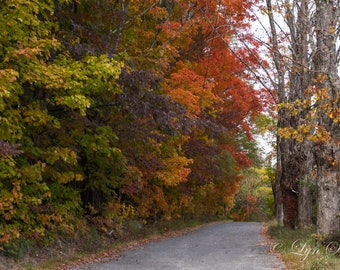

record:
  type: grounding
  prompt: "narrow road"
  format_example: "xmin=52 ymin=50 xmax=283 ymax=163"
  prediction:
xmin=73 ymin=222 xmax=285 ymax=270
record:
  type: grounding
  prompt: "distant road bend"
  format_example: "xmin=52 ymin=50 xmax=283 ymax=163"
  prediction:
xmin=73 ymin=222 xmax=285 ymax=270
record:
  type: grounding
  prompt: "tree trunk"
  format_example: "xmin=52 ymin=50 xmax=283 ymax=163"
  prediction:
xmin=313 ymin=0 xmax=340 ymax=237
xmin=266 ymin=0 xmax=300 ymax=228
xmin=286 ymin=0 xmax=314 ymax=228
xmin=298 ymin=142 xmax=314 ymax=228
xmin=275 ymin=134 xmax=284 ymax=225
xmin=276 ymin=112 xmax=299 ymax=228
xmin=316 ymin=163 xmax=340 ymax=236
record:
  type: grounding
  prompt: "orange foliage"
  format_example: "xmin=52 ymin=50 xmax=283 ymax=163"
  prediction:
xmin=163 ymin=63 xmax=219 ymax=116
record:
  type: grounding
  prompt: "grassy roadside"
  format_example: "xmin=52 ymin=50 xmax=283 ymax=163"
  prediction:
xmin=266 ymin=221 xmax=340 ymax=270
xmin=0 ymin=217 xmax=229 ymax=270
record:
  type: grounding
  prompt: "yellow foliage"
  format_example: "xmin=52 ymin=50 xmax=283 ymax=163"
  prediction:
xmin=156 ymin=155 xmax=193 ymax=186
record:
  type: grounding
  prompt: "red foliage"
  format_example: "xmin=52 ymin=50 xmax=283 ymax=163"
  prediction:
xmin=222 ymin=144 xmax=253 ymax=168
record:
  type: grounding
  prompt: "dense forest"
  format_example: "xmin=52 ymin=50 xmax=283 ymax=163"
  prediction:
xmin=2 ymin=0 xmax=340 ymax=258
xmin=0 ymin=0 xmax=271 ymax=248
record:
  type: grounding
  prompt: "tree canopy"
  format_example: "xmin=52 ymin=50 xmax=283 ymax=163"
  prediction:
xmin=0 ymin=0 xmax=268 ymax=246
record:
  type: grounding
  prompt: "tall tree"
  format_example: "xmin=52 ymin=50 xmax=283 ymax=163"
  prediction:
xmin=313 ymin=0 xmax=340 ymax=237
xmin=263 ymin=0 xmax=340 ymax=236
xmin=262 ymin=0 xmax=313 ymax=228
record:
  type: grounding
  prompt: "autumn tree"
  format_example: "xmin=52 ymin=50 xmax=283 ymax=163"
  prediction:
xmin=0 ymin=0 xmax=123 ymax=243
xmin=263 ymin=0 xmax=316 ymax=229
xmin=261 ymin=0 xmax=340 ymax=237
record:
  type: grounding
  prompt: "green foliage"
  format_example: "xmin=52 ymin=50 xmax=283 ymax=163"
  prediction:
xmin=2 ymin=237 xmax=31 ymax=260
xmin=0 ymin=0 xmax=124 ymax=247
xmin=231 ymin=167 xmax=275 ymax=221
xmin=79 ymin=125 xmax=127 ymax=202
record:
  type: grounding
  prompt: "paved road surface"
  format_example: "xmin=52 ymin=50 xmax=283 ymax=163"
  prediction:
xmin=73 ymin=222 xmax=285 ymax=270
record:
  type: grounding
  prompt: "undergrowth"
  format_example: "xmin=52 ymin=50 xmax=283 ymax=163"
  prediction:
xmin=267 ymin=221 xmax=340 ymax=270
xmin=0 ymin=217 xmax=227 ymax=270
